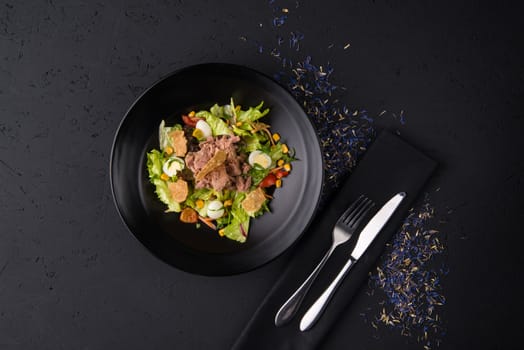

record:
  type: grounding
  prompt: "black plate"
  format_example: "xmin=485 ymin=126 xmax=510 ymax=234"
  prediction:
xmin=110 ymin=63 xmax=323 ymax=275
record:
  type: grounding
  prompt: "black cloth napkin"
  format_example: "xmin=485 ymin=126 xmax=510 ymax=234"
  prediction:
xmin=232 ymin=131 xmax=437 ymax=350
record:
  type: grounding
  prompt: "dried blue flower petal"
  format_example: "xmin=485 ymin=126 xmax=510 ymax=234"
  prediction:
xmin=273 ymin=55 xmax=375 ymax=186
xmin=367 ymin=200 xmax=446 ymax=349
xmin=272 ymin=15 xmax=287 ymax=27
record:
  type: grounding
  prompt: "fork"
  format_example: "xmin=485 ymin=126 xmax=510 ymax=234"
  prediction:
xmin=274 ymin=195 xmax=375 ymax=326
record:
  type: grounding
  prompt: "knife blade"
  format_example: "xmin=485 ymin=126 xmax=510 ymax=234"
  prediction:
xmin=299 ymin=192 xmax=406 ymax=331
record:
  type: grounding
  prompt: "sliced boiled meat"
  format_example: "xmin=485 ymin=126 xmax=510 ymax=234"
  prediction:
xmin=186 ymin=135 xmax=253 ymax=192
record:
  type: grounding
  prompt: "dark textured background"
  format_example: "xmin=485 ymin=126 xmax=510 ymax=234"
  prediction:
xmin=1 ymin=1 xmax=523 ymax=349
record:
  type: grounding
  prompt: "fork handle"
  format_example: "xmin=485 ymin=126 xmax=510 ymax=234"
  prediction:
xmin=299 ymin=257 xmax=355 ymax=331
xmin=274 ymin=245 xmax=336 ymax=326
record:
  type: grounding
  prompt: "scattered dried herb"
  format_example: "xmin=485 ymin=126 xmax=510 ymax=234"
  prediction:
xmin=366 ymin=197 xmax=447 ymax=349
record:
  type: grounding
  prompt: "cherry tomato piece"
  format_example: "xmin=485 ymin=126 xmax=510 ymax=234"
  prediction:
xmin=259 ymin=173 xmax=277 ymax=188
xmin=275 ymin=169 xmax=289 ymax=179
xmin=181 ymin=115 xmax=202 ymax=127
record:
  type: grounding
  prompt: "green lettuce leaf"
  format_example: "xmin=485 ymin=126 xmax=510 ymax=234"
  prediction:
xmin=221 ymin=217 xmax=249 ymax=243
xmin=188 ymin=188 xmax=214 ymax=202
xmin=268 ymin=143 xmax=284 ymax=162
xmin=195 ymin=110 xmax=233 ymax=136
xmin=232 ymin=125 xmax=251 ymax=137
xmin=221 ymin=192 xmax=249 ymax=243
xmin=248 ymin=165 xmax=271 ymax=186
xmin=237 ymin=101 xmax=269 ymax=123
xmin=210 ymin=104 xmax=226 ymax=119
xmin=147 ymin=149 xmax=181 ymax=213
xmin=147 ymin=149 xmax=164 ymax=179
xmin=242 ymin=134 xmax=265 ymax=152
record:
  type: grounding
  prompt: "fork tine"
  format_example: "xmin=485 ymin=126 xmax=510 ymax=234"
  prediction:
xmin=347 ymin=200 xmax=375 ymax=227
xmin=344 ymin=197 xmax=370 ymax=224
xmin=339 ymin=195 xmax=364 ymax=222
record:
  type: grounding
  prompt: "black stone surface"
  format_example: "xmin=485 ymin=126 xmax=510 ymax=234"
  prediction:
xmin=1 ymin=1 xmax=523 ymax=349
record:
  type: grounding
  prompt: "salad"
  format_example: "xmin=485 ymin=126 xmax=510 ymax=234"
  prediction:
xmin=146 ymin=98 xmax=295 ymax=243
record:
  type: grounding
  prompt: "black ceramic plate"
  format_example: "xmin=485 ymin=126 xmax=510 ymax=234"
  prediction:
xmin=110 ymin=63 xmax=323 ymax=275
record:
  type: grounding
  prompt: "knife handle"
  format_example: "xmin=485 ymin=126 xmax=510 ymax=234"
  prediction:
xmin=299 ymin=257 xmax=355 ymax=331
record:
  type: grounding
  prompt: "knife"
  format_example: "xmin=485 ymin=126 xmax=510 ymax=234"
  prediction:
xmin=299 ymin=192 xmax=406 ymax=331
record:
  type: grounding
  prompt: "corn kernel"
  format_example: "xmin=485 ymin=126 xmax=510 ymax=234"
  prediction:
xmin=224 ymin=199 xmax=233 ymax=207
xmin=272 ymin=133 xmax=281 ymax=142
xmin=160 ymin=173 xmax=169 ymax=181
xmin=192 ymin=128 xmax=204 ymax=139
xmin=218 ymin=229 xmax=225 ymax=236
xmin=188 ymin=111 xmax=196 ymax=117
xmin=281 ymin=144 xmax=289 ymax=153
xmin=164 ymin=146 xmax=174 ymax=155
xmin=235 ymin=121 xmax=243 ymax=127
xmin=196 ymin=199 xmax=204 ymax=209
xmin=277 ymin=159 xmax=285 ymax=167
xmin=284 ymin=163 xmax=292 ymax=172
xmin=275 ymin=179 xmax=282 ymax=188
